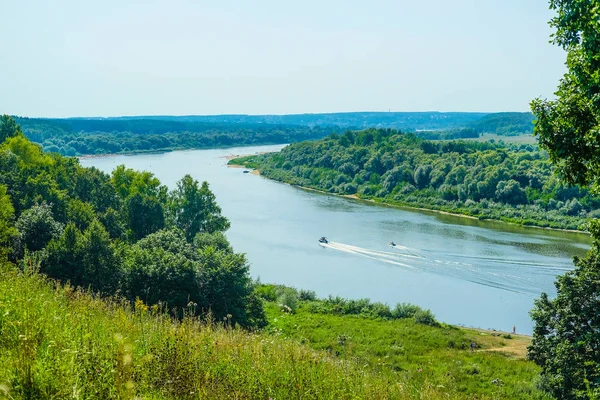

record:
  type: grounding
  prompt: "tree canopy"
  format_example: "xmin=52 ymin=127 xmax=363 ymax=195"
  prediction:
xmin=528 ymin=1 xmax=600 ymax=398
xmin=0 ymin=116 xmax=265 ymax=328
xmin=236 ymin=128 xmax=600 ymax=230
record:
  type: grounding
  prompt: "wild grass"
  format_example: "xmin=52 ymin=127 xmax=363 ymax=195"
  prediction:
xmin=264 ymin=302 xmax=549 ymax=400
xmin=0 ymin=263 xmax=438 ymax=399
xmin=0 ymin=264 xmax=549 ymax=399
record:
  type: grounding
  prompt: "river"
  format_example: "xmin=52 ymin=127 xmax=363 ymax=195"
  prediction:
xmin=81 ymin=144 xmax=592 ymax=333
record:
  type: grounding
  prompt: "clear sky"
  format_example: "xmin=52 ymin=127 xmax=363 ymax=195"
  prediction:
xmin=1 ymin=0 xmax=565 ymax=117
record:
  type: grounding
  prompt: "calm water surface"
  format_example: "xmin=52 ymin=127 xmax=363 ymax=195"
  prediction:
xmin=81 ymin=145 xmax=592 ymax=333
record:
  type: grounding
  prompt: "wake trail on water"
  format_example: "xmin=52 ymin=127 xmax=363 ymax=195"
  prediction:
xmin=320 ymin=240 xmax=556 ymax=294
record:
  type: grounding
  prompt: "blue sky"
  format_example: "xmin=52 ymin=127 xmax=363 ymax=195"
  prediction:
xmin=1 ymin=0 xmax=565 ymax=117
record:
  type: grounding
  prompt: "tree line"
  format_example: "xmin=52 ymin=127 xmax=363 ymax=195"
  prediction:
xmin=236 ymin=128 xmax=598 ymax=230
xmin=15 ymin=117 xmax=337 ymax=156
xmin=13 ymin=112 xmax=534 ymax=157
xmin=0 ymin=115 xmax=266 ymax=328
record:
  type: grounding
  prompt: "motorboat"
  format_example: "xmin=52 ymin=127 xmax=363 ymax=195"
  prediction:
xmin=389 ymin=241 xmax=396 ymax=247
xmin=243 ymin=170 xmax=250 ymax=173
xmin=318 ymin=237 xmax=328 ymax=244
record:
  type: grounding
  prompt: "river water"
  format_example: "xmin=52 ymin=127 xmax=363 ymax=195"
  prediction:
xmin=81 ymin=144 xmax=592 ymax=333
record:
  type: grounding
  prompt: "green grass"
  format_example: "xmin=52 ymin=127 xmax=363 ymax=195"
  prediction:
xmin=227 ymin=155 xmax=261 ymax=169
xmin=264 ymin=302 xmax=548 ymax=399
xmin=0 ymin=264 xmax=549 ymax=399
xmin=0 ymin=264 xmax=434 ymax=399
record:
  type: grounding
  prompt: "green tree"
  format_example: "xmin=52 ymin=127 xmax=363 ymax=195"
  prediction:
xmin=66 ymin=198 xmax=95 ymax=231
xmin=0 ymin=185 xmax=17 ymax=257
xmin=125 ymin=229 xmax=200 ymax=312
xmin=78 ymin=220 xmax=122 ymax=294
xmin=531 ymin=0 xmax=600 ymax=192
xmin=194 ymin=231 xmax=233 ymax=253
xmin=15 ymin=203 xmax=63 ymax=252
xmin=196 ymin=246 xmax=256 ymax=327
xmin=170 ymin=175 xmax=230 ymax=242
xmin=528 ymin=233 xmax=600 ymax=399
xmin=44 ymin=223 xmax=82 ymax=285
xmin=528 ymin=1 xmax=600 ymax=397
xmin=123 ymin=192 xmax=165 ymax=241
xmin=495 ymin=179 xmax=527 ymax=205
xmin=0 ymin=115 xmax=21 ymax=143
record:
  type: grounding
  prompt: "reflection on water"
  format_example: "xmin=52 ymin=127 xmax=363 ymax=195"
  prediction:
xmin=82 ymin=145 xmax=592 ymax=333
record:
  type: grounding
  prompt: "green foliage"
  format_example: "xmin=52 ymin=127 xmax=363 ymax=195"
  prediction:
xmin=0 ymin=185 xmax=17 ymax=258
xmin=531 ymin=0 xmax=600 ymax=193
xmin=238 ymin=128 xmax=597 ymax=230
xmin=44 ymin=221 xmax=122 ymax=295
xmin=193 ymin=231 xmax=233 ymax=253
xmin=528 ymin=222 xmax=600 ymax=399
xmin=527 ymin=2 xmax=600 ymax=399
xmin=265 ymin=302 xmax=548 ymax=399
xmin=0 ymin=265 xmax=410 ymax=399
xmin=0 ymin=114 xmax=22 ymax=143
xmin=393 ymin=302 xmax=422 ymax=319
xmin=413 ymin=309 xmax=439 ymax=327
xmin=170 ymin=175 xmax=230 ymax=242
xmin=15 ymin=203 xmax=64 ymax=253
xmin=16 ymin=116 xmax=339 ymax=156
xmin=124 ymin=229 xmax=201 ymax=313
xmin=277 ymin=287 xmax=299 ymax=313
xmin=0 ymin=116 xmax=265 ymax=329
xmin=123 ymin=192 xmax=165 ymax=241
xmin=470 ymin=112 xmax=534 ymax=136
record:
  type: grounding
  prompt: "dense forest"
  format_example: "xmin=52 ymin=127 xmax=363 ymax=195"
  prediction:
xmin=14 ymin=112 xmax=534 ymax=156
xmin=232 ymin=128 xmax=597 ymax=230
xmin=0 ymin=115 xmax=266 ymax=328
xmin=16 ymin=117 xmax=337 ymax=156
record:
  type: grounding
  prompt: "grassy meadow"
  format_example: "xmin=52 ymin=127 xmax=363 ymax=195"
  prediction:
xmin=0 ymin=263 xmax=549 ymax=399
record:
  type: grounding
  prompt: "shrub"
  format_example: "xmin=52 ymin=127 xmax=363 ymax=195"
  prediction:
xmin=393 ymin=303 xmax=421 ymax=319
xmin=298 ymin=289 xmax=317 ymax=301
xmin=255 ymin=284 xmax=278 ymax=302
xmin=277 ymin=287 xmax=298 ymax=313
xmin=413 ymin=309 xmax=438 ymax=326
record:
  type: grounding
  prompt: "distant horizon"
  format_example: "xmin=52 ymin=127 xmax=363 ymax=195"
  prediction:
xmin=13 ymin=110 xmax=531 ymax=120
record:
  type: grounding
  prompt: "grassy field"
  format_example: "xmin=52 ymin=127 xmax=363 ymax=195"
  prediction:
xmin=264 ymin=302 xmax=546 ymax=399
xmin=0 ymin=264 xmax=548 ymax=399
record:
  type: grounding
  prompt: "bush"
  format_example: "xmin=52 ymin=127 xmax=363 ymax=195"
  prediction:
xmin=277 ymin=287 xmax=298 ymax=313
xmin=413 ymin=309 xmax=438 ymax=326
xmin=298 ymin=289 xmax=317 ymax=301
xmin=393 ymin=303 xmax=421 ymax=319
xmin=255 ymin=284 xmax=278 ymax=302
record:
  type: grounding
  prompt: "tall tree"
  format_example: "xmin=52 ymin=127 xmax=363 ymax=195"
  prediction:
xmin=529 ymin=1 xmax=600 ymax=398
xmin=531 ymin=0 xmax=600 ymax=192
xmin=123 ymin=192 xmax=165 ymax=241
xmin=170 ymin=175 xmax=230 ymax=242
xmin=0 ymin=115 xmax=21 ymax=143
xmin=15 ymin=203 xmax=63 ymax=252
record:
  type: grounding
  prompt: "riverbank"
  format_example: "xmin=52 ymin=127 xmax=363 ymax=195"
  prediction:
xmin=75 ymin=143 xmax=288 ymax=160
xmin=230 ymin=158 xmax=588 ymax=235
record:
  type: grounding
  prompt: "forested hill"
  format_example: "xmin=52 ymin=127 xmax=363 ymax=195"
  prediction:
xmin=13 ymin=111 xmax=534 ymax=156
xmin=0 ymin=115 xmax=267 ymax=328
xmin=231 ymin=128 xmax=597 ymax=230
xmin=15 ymin=117 xmax=337 ymax=156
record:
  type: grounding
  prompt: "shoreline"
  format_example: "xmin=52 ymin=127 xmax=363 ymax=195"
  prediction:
xmin=231 ymin=161 xmax=588 ymax=235
xmin=75 ymin=143 xmax=288 ymax=160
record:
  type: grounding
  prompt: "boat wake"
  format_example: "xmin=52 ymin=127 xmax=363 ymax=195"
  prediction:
xmin=319 ymin=240 xmax=568 ymax=295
